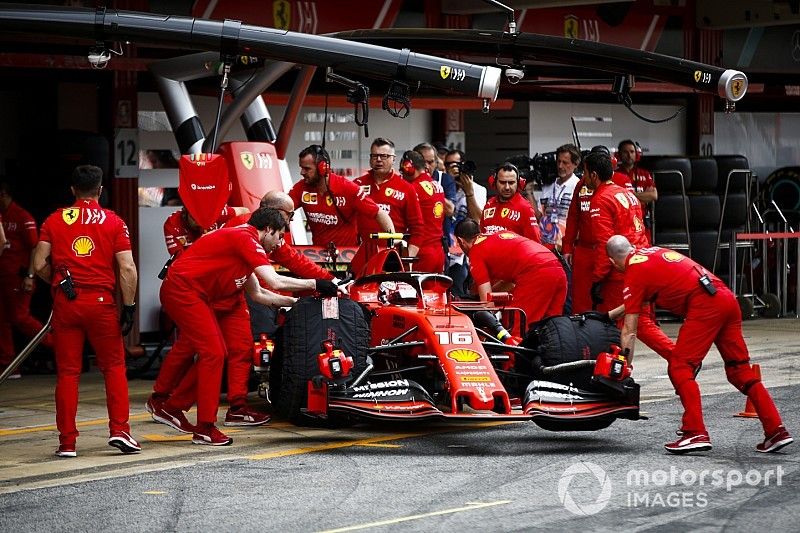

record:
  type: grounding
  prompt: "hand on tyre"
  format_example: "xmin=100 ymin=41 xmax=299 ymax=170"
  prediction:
xmin=120 ymin=303 xmax=136 ymax=336
xmin=315 ymin=279 xmax=339 ymax=297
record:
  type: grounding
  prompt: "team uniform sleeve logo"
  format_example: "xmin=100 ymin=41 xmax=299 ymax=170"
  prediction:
xmin=62 ymin=208 xmax=80 ymax=225
xmin=614 ymin=192 xmax=630 ymax=209
xmin=661 ymin=251 xmax=685 ymax=263
xmin=484 ymin=207 xmax=496 ymax=218
xmin=420 ymin=181 xmax=434 ymax=196
xmin=72 ymin=236 xmax=94 ymax=256
xmin=498 ymin=232 xmax=516 ymax=239
xmin=628 ymin=254 xmax=648 ymax=265
xmin=302 ymin=191 xmax=318 ymax=205
xmin=474 ymin=235 xmax=487 ymax=245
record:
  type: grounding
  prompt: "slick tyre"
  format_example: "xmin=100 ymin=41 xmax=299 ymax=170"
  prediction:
xmin=275 ymin=297 xmax=369 ymax=426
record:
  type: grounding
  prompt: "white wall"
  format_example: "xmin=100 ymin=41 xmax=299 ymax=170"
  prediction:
xmin=529 ymin=101 xmax=686 ymax=156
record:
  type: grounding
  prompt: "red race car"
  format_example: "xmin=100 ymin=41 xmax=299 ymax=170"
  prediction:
xmin=266 ymin=243 xmax=641 ymax=432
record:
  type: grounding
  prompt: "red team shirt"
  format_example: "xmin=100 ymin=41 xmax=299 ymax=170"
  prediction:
xmin=467 ymin=231 xmax=558 ymax=287
xmin=619 ymin=166 xmax=655 ymax=194
xmin=480 ymin=193 xmax=541 ymax=242
xmin=354 ymin=170 xmax=424 ymax=246
xmin=623 ymin=246 xmax=719 ymax=317
xmin=0 ymin=201 xmax=38 ymax=276
xmin=163 ymin=205 xmax=237 ymax=255
xmin=562 ymin=173 xmax=633 ymax=255
xmin=409 ymin=173 xmax=446 ymax=249
xmin=289 ymin=173 xmax=380 ymax=247
xmin=589 ymin=181 xmax=649 ymax=282
xmin=166 ymin=225 xmax=271 ymax=310
xmin=39 ymin=199 xmax=131 ymax=293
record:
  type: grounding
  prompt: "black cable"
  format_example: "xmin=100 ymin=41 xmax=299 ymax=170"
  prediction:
xmin=619 ymin=92 xmax=684 ymax=124
xmin=322 ymin=87 xmax=329 ymax=150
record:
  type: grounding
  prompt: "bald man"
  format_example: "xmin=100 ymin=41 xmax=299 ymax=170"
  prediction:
xmin=607 ymin=235 xmax=791 ymax=454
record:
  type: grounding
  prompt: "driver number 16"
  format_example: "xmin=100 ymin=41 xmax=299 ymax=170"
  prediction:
xmin=435 ymin=331 xmax=473 ymax=345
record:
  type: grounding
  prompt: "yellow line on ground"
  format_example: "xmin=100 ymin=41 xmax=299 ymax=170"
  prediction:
xmin=142 ymin=434 xmax=193 ymax=442
xmin=0 ymin=412 xmax=154 ymax=437
xmin=318 ymin=500 xmax=512 ymax=533
xmin=142 ymin=491 xmax=166 ymax=495
xmin=247 ymin=421 xmax=516 ymax=461
xmin=356 ymin=443 xmax=402 ymax=448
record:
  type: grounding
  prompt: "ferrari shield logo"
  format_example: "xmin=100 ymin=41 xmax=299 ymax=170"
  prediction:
xmin=385 ymin=187 xmax=395 ymax=197
xmin=614 ymin=192 xmax=630 ymax=209
xmin=564 ymin=15 xmax=579 ymax=38
xmin=440 ymin=66 xmax=451 ymax=80
xmin=475 ymin=236 xmax=487 ymax=245
xmin=273 ymin=0 xmax=290 ymax=30
xmin=629 ymin=254 xmax=648 ymax=265
xmin=731 ymin=79 xmax=744 ymax=98
xmin=240 ymin=151 xmax=254 ymax=170
xmin=62 ymin=208 xmax=80 ymax=225
xmin=501 ymin=207 xmax=511 ymax=218
xmin=325 ymin=195 xmax=333 ymax=207
xmin=420 ymin=181 xmax=434 ymax=196
xmin=694 ymin=70 xmax=702 ymax=83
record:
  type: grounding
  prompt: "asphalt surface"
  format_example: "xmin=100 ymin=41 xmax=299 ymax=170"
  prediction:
xmin=1 ymin=319 xmax=798 ymax=532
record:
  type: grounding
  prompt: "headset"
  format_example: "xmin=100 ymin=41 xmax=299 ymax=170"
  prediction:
xmin=310 ymin=144 xmax=330 ymax=177
xmin=400 ymin=154 xmax=416 ymax=175
xmin=590 ymin=145 xmax=618 ymax=169
xmin=488 ymin=162 xmax=526 ymax=190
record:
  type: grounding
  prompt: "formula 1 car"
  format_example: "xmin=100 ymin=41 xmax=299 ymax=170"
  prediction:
xmin=267 ymin=244 xmax=641 ymax=432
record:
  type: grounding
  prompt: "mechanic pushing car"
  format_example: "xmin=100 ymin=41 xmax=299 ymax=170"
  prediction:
xmin=290 ymin=144 xmax=393 ymax=248
xmin=455 ymin=218 xmax=566 ymax=329
xmin=157 ymin=207 xmax=342 ymax=446
xmin=480 ymin=162 xmax=541 ymax=243
xmin=163 ymin=203 xmax=249 ymax=256
xmin=606 ymin=235 xmax=793 ymax=454
xmin=32 ymin=165 xmax=141 ymax=457
xmin=398 ymin=150 xmax=446 ymax=273
xmin=352 ymin=137 xmax=423 ymax=277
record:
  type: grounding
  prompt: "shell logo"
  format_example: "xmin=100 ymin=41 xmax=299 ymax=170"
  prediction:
xmin=433 ymin=201 xmax=444 ymax=218
xmin=447 ymin=349 xmax=482 ymax=363
xmin=662 ymin=251 xmax=685 ymax=263
xmin=498 ymin=232 xmax=515 ymax=239
xmin=72 ymin=236 xmax=94 ymax=256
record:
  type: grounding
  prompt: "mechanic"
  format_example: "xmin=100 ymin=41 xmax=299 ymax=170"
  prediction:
xmin=32 ymin=165 xmax=140 ymax=458
xmin=538 ymin=144 xmax=580 ymax=252
xmin=351 ymin=137 xmax=423 ymax=277
xmin=398 ymin=150 xmax=446 ymax=273
xmin=606 ymin=235 xmax=793 ymax=454
xmin=582 ymin=151 xmax=674 ymax=360
xmin=480 ymin=162 xmax=542 ymax=243
xmin=414 ymin=142 xmax=457 ymax=252
xmin=617 ymin=139 xmax=657 ymax=237
xmin=562 ymin=146 xmax=634 ymax=313
xmin=0 ymin=178 xmax=53 ymax=378
xmin=156 ymin=207 xmax=341 ymax=446
xmin=455 ymin=219 xmax=566 ymax=328
xmin=163 ymin=203 xmax=249 ymax=256
xmin=290 ymin=144 xmax=393 ymax=248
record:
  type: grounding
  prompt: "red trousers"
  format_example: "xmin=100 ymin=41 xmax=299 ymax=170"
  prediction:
xmin=514 ymin=265 xmax=568 ymax=328
xmin=412 ymin=242 xmax=445 ymax=274
xmin=51 ymin=289 xmax=130 ymax=445
xmin=570 ymin=245 xmax=594 ymax=314
xmin=0 ymin=274 xmax=52 ymax=364
xmin=669 ymin=285 xmax=783 ymax=436
xmin=156 ymin=301 xmax=252 ymax=413
xmin=159 ymin=277 xmax=245 ymax=424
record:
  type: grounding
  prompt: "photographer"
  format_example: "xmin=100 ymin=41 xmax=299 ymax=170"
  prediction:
xmin=538 ymin=144 xmax=580 ymax=252
xmin=444 ymin=149 xmax=484 ymax=223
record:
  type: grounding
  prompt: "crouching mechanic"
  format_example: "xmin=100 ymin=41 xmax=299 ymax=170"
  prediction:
xmin=157 ymin=207 xmax=343 ymax=446
xmin=455 ymin=219 xmax=566 ymax=329
xmin=148 ymin=190 xmax=338 ymax=430
xmin=606 ymin=235 xmax=792 ymax=454
xmin=33 ymin=165 xmax=140 ymax=457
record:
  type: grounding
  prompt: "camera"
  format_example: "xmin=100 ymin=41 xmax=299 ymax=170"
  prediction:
xmin=505 ymin=68 xmax=524 ymax=85
xmin=528 ymin=152 xmax=558 ymax=186
xmin=452 ymin=160 xmax=477 ymax=176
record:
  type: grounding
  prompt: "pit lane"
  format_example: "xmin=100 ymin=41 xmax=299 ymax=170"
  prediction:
xmin=1 ymin=319 xmax=798 ymax=531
